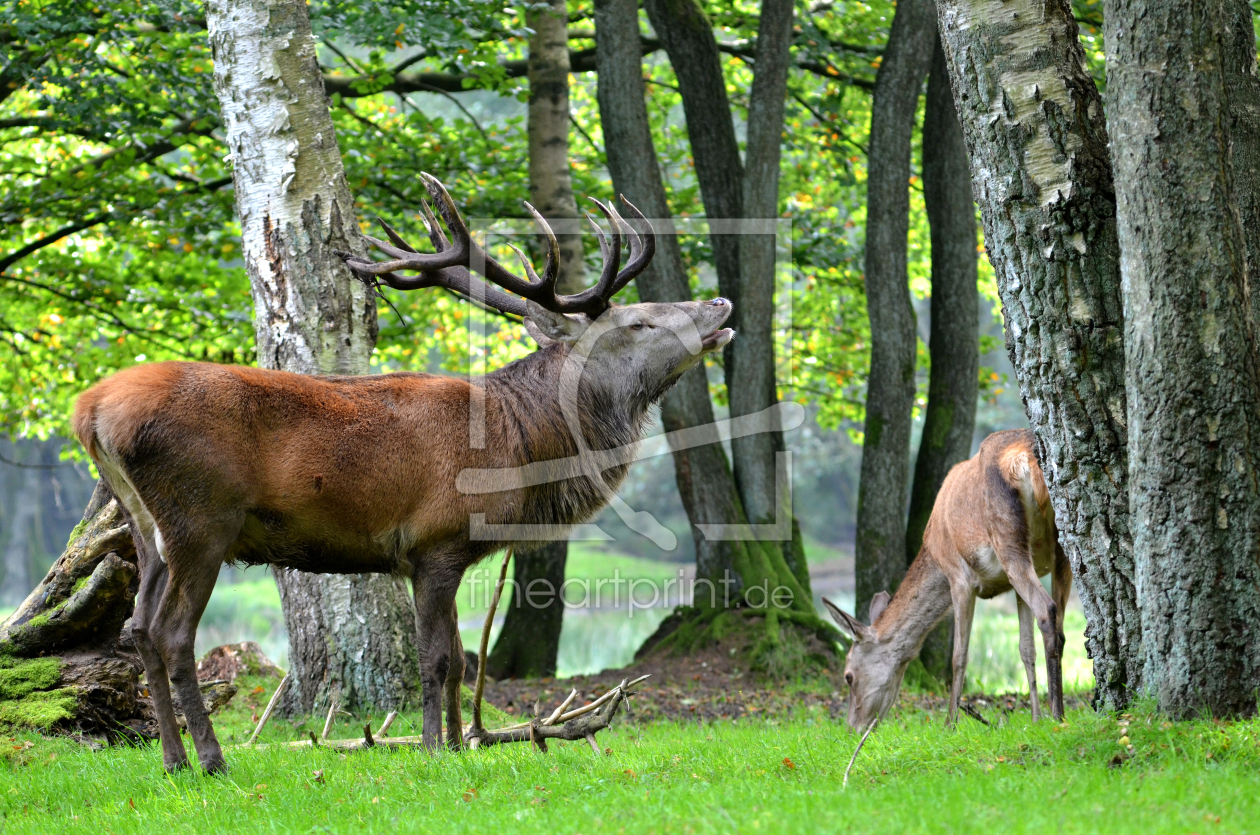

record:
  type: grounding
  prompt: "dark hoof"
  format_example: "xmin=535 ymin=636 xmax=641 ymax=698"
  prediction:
xmin=201 ymin=757 xmax=229 ymax=776
xmin=164 ymin=757 xmax=191 ymax=774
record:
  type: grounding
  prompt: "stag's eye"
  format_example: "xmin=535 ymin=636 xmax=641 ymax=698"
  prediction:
xmin=630 ymin=322 xmax=646 ymax=331
xmin=845 ymin=672 xmax=854 ymax=686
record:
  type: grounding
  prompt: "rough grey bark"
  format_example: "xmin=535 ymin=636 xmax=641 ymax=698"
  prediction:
xmin=485 ymin=542 xmax=566 ymax=679
xmin=206 ymin=0 xmax=421 ymax=716
xmin=934 ymin=0 xmax=1138 ymax=708
xmin=854 ymin=0 xmax=935 ymax=621
xmin=593 ymin=0 xmax=756 ymax=601
xmin=908 ymin=34 xmax=979 ymax=682
xmin=643 ymin=0 xmax=816 ymax=604
xmin=1223 ymin=1 xmax=1260 ymax=326
xmin=487 ymin=0 xmax=591 ymax=677
xmin=1107 ymin=0 xmax=1260 ymax=718
xmin=730 ymin=0 xmax=793 ymax=530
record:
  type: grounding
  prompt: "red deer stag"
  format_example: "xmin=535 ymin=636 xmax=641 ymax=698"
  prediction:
xmin=73 ymin=174 xmax=734 ymax=773
xmin=824 ymin=429 xmax=1071 ymax=731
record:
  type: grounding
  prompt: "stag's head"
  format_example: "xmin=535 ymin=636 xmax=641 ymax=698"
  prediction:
xmin=823 ymin=593 xmax=904 ymax=732
xmin=340 ymin=173 xmax=733 ymax=407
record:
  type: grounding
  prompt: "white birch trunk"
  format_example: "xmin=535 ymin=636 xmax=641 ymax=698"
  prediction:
xmin=206 ymin=0 xmax=421 ymax=715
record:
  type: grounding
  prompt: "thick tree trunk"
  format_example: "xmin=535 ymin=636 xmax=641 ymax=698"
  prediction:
xmin=934 ymin=0 xmax=1138 ymax=708
xmin=730 ymin=0 xmax=798 ymax=576
xmin=644 ymin=0 xmax=812 ymax=592
xmin=526 ymin=0 xmax=587 ymax=299
xmin=487 ymin=0 xmax=590 ymax=677
xmin=854 ymin=0 xmax=935 ymax=621
xmin=206 ymin=0 xmax=421 ymax=716
xmin=642 ymin=0 xmax=743 ymax=303
xmin=907 ymin=34 xmax=979 ymax=681
xmin=485 ymin=543 xmax=566 ymax=679
xmin=1223 ymin=1 xmax=1260 ymax=304
xmin=1107 ymin=0 xmax=1260 ymax=718
xmin=594 ymin=0 xmax=758 ymax=604
xmin=597 ymin=0 xmax=833 ymax=663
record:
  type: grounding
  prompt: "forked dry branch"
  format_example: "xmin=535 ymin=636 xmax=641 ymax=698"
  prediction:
xmin=242 ymin=545 xmax=646 ymax=754
xmin=463 ymin=547 xmax=649 ymax=752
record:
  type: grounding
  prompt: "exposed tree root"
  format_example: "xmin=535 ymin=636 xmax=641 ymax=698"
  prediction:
xmin=0 ymin=484 xmax=154 ymax=740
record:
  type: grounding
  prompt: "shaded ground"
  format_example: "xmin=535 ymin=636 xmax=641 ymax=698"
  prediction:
xmin=478 ymin=632 xmax=1093 ymax=728
xmin=482 ymin=636 xmax=845 ymax=724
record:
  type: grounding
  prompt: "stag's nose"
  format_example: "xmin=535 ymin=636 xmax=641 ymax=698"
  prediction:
xmin=707 ymin=297 xmax=730 ymax=307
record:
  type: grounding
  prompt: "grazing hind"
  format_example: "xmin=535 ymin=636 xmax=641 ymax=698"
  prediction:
xmin=824 ymin=429 xmax=1071 ymax=730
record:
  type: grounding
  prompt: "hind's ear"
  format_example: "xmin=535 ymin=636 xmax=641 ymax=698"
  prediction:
xmin=823 ymin=597 xmax=875 ymax=643
xmin=868 ymin=591 xmax=892 ymax=624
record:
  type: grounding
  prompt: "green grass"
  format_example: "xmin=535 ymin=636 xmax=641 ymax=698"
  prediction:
xmin=1 ymin=693 xmax=1258 ymax=834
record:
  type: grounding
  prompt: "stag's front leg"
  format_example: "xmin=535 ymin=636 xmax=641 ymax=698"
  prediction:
xmin=412 ymin=568 xmax=460 ymax=750
xmin=445 ymin=597 xmax=466 ymax=751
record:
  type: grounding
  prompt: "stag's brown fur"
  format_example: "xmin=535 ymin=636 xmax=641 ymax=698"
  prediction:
xmin=74 ymin=297 xmax=733 ymax=773
xmin=824 ymin=429 xmax=1071 ymax=730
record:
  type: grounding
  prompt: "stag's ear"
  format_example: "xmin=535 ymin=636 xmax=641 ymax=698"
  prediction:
xmin=823 ymin=597 xmax=875 ymax=643
xmin=868 ymin=590 xmax=892 ymax=624
xmin=525 ymin=300 xmax=589 ymax=344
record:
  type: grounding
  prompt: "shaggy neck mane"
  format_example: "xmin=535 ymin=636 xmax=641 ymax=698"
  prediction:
xmin=483 ymin=343 xmax=655 ymax=529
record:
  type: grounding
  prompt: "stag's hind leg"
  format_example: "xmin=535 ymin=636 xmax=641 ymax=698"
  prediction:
xmin=148 ymin=520 xmax=238 ymax=774
xmin=129 ymin=528 xmax=189 ymax=773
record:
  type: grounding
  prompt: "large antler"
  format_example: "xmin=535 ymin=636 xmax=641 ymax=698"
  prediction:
xmin=340 ymin=173 xmax=656 ymax=319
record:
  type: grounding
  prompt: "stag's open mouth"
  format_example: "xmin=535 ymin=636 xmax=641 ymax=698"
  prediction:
xmin=701 ymin=327 xmax=735 ymax=351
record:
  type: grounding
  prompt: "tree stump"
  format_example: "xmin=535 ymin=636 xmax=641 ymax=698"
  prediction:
xmin=0 ymin=482 xmax=153 ymax=739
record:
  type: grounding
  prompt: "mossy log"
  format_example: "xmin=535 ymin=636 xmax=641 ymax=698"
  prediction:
xmin=0 ymin=482 xmax=154 ymax=739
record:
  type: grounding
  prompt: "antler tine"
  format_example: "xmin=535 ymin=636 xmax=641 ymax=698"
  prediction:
xmin=585 ymin=211 xmax=611 ymax=261
xmin=609 ymin=196 xmax=657 ymax=295
xmin=417 ymin=199 xmax=450 ymax=251
xmin=520 ymin=201 xmax=560 ymax=294
xmin=419 ymin=173 xmax=474 ymax=252
xmin=504 ymin=243 xmax=543 ymax=284
xmin=575 ymin=197 xmax=623 ymax=307
xmin=375 ymin=216 xmax=419 ymax=253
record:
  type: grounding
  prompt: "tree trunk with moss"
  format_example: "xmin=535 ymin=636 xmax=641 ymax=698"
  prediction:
xmin=0 ymin=483 xmax=151 ymax=737
xmin=608 ymin=0 xmax=837 ymax=668
xmin=486 ymin=0 xmax=590 ymax=679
